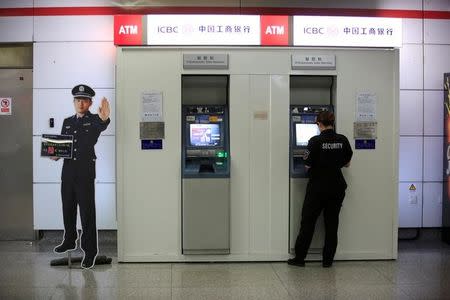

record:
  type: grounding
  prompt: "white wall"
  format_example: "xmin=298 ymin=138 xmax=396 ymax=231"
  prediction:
xmin=0 ymin=0 xmax=448 ymax=231
xmin=398 ymin=4 xmax=449 ymax=228
xmin=31 ymin=16 xmax=117 ymax=229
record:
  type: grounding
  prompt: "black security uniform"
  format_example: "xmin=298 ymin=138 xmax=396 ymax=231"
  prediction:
xmin=60 ymin=111 xmax=110 ymax=258
xmin=294 ymin=129 xmax=353 ymax=265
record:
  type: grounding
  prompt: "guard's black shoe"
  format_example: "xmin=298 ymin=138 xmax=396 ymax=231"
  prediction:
xmin=81 ymin=253 xmax=97 ymax=269
xmin=287 ymin=258 xmax=305 ymax=267
xmin=322 ymin=261 xmax=333 ymax=268
xmin=53 ymin=241 xmax=77 ymax=254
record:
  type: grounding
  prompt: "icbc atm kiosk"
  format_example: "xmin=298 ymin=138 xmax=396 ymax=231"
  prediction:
xmin=289 ymin=76 xmax=335 ymax=256
xmin=181 ymin=75 xmax=230 ymax=254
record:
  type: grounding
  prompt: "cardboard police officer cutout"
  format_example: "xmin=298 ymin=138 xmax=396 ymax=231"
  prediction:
xmin=52 ymin=84 xmax=111 ymax=269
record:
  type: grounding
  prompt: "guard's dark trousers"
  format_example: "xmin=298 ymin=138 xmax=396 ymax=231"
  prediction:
xmin=294 ymin=183 xmax=345 ymax=264
xmin=61 ymin=160 xmax=97 ymax=257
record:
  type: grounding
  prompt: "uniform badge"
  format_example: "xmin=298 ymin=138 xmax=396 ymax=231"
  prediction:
xmin=79 ymin=85 xmax=85 ymax=92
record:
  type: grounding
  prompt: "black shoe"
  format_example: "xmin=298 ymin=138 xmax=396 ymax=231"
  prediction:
xmin=53 ymin=241 xmax=77 ymax=254
xmin=81 ymin=253 xmax=97 ymax=269
xmin=287 ymin=258 xmax=305 ymax=267
xmin=322 ymin=261 xmax=333 ymax=268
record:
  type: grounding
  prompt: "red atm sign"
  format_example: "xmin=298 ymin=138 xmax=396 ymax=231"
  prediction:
xmin=114 ymin=15 xmax=143 ymax=45
xmin=260 ymin=15 xmax=289 ymax=46
xmin=114 ymin=14 xmax=290 ymax=46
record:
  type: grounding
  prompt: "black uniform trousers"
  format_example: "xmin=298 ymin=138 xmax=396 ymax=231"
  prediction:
xmin=294 ymin=182 xmax=345 ymax=263
xmin=61 ymin=159 xmax=97 ymax=256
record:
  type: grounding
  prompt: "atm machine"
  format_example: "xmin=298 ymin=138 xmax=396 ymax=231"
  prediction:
xmin=181 ymin=75 xmax=230 ymax=254
xmin=289 ymin=75 xmax=335 ymax=256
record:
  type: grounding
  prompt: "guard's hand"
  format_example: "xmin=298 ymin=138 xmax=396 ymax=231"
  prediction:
xmin=49 ymin=157 xmax=60 ymax=161
xmin=98 ymin=97 xmax=110 ymax=121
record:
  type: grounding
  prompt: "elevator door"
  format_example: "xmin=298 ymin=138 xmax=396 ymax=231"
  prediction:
xmin=0 ymin=69 xmax=34 ymax=240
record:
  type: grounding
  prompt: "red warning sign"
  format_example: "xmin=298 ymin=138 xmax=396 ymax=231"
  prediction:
xmin=0 ymin=97 xmax=12 ymax=115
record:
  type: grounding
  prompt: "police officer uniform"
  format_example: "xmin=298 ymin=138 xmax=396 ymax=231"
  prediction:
xmin=291 ymin=127 xmax=353 ymax=267
xmin=54 ymin=84 xmax=110 ymax=269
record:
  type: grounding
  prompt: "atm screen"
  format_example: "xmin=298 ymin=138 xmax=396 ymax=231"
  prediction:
xmin=295 ymin=123 xmax=320 ymax=146
xmin=189 ymin=123 xmax=221 ymax=147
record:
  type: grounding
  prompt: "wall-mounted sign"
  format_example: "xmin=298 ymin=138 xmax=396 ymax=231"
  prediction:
xmin=253 ymin=111 xmax=268 ymax=120
xmin=140 ymin=122 xmax=165 ymax=139
xmin=293 ymin=16 xmax=402 ymax=47
xmin=183 ymin=54 xmax=229 ymax=69
xmin=141 ymin=91 xmax=163 ymax=122
xmin=260 ymin=15 xmax=289 ymax=46
xmin=356 ymin=92 xmax=377 ymax=121
xmin=147 ymin=15 xmax=260 ymax=45
xmin=141 ymin=139 xmax=163 ymax=150
xmin=291 ymin=54 xmax=336 ymax=70
xmin=0 ymin=97 xmax=12 ymax=115
xmin=114 ymin=15 xmax=401 ymax=48
xmin=354 ymin=121 xmax=377 ymax=139
xmin=355 ymin=139 xmax=376 ymax=150
xmin=114 ymin=15 xmax=143 ymax=46
xmin=408 ymin=184 xmax=418 ymax=204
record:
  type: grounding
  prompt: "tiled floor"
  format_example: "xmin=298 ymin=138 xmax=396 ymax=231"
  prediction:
xmin=1 ymin=230 xmax=450 ymax=299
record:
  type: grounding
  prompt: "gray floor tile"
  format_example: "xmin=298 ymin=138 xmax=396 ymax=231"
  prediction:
xmin=371 ymin=261 xmax=450 ymax=285
xmin=50 ymin=287 xmax=171 ymax=300
xmin=171 ymin=263 xmax=281 ymax=288
xmin=171 ymin=262 xmax=273 ymax=271
xmin=58 ymin=265 xmax=172 ymax=288
xmin=284 ymin=282 xmax=410 ymax=300
xmin=0 ymin=265 xmax=68 ymax=288
xmin=172 ymin=285 xmax=291 ymax=300
xmin=397 ymin=250 xmax=450 ymax=267
xmin=0 ymin=287 xmax=56 ymax=300
xmin=399 ymin=283 xmax=450 ymax=300
xmin=1 ymin=230 xmax=450 ymax=299
xmin=273 ymin=261 xmax=391 ymax=286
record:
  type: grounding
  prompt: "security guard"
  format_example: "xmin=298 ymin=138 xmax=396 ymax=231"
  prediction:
xmin=288 ymin=111 xmax=352 ymax=268
xmin=52 ymin=84 xmax=110 ymax=269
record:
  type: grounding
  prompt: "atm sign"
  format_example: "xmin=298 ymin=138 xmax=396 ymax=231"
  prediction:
xmin=260 ymin=15 xmax=289 ymax=46
xmin=114 ymin=15 xmax=143 ymax=45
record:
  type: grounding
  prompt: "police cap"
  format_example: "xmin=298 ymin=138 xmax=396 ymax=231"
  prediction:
xmin=72 ymin=84 xmax=95 ymax=99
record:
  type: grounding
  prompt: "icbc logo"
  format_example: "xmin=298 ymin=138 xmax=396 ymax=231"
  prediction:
xmin=114 ymin=15 xmax=143 ymax=45
xmin=304 ymin=27 xmax=325 ymax=34
xmin=260 ymin=16 xmax=289 ymax=46
xmin=157 ymin=26 xmax=179 ymax=33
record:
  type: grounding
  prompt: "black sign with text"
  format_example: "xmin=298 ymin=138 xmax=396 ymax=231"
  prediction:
xmin=41 ymin=134 xmax=73 ymax=158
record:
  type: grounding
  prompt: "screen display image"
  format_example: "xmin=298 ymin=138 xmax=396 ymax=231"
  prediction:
xmin=295 ymin=123 xmax=320 ymax=146
xmin=190 ymin=123 xmax=221 ymax=147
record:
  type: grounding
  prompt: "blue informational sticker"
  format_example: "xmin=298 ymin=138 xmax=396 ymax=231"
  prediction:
xmin=355 ymin=139 xmax=375 ymax=150
xmin=141 ymin=139 xmax=163 ymax=150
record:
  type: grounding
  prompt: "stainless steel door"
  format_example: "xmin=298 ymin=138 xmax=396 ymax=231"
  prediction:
xmin=0 ymin=69 xmax=34 ymax=240
xmin=182 ymin=178 xmax=230 ymax=254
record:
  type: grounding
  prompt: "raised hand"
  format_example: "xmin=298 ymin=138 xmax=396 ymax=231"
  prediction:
xmin=98 ymin=97 xmax=110 ymax=121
